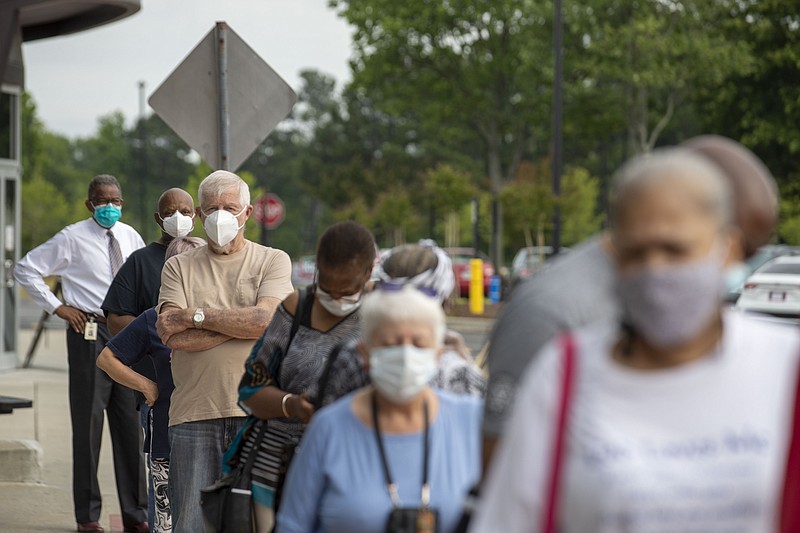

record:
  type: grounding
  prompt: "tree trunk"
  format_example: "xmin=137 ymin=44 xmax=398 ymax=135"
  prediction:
xmin=487 ymin=135 xmax=504 ymax=272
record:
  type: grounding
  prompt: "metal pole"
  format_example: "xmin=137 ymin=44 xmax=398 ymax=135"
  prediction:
xmin=261 ymin=188 xmax=269 ymax=247
xmin=137 ymin=81 xmax=148 ymax=241
xmin=215 ymin=21 xmax=230 ymax=171
xmin=551 ymin=0 xmax=563 ymax=253
xmin=472 ymin=197 xmax=480 ymax=257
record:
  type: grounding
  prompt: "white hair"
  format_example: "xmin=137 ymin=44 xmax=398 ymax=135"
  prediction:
xmin=361 ymin=286 xmax=446 ymax=346
xmin=611 ymin=147 xmax=733 ymax=227
xmin=198 ymin=170 xmax=250 ymax=208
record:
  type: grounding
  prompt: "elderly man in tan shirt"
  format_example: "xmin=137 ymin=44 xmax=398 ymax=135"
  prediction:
xmin=156 ymin=170 xmax=293 ymax=533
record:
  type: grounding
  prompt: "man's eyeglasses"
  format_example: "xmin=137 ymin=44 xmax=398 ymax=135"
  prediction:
xmin=91 ymin=198 xmax=123 ymax=207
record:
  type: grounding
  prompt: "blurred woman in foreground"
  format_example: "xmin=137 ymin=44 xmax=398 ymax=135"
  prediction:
xmin=472 ymin=148 xmax=800 ymax=532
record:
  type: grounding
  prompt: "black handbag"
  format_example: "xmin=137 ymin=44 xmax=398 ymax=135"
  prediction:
xmin=200 ymin=421 xmax=269 ymax=533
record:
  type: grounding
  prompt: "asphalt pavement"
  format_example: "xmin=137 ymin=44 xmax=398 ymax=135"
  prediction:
xmin=0 ymin=298 xmax=495 ymax=532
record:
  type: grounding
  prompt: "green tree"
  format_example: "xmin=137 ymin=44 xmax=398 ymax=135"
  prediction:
xmin=329 ymin=0 xmax=552 ymax=267
xmin=500 ymin=161 xmax=554 ymax=250
xmin=572 ymin=0 xmax=754 ymax=155
xmin=425 ymin=164 xmax=476 ymax=248
xmin=21 ymin=175 xmax=73 ymax=252
xmin=20 ymin=92 xmax=86 ymax=252
xmin=559 ymin=166 xmax=603 ymax=245
xmin=696 ymin=1 xmax=800 ymax=195
xmin=500 ymin=160 xmax=601 ymax=251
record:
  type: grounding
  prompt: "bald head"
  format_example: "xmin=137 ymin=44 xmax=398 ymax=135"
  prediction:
xmin=158 ymin=188 xmax=194 ymax=214
xmin=154 ymin=188 xmax=195 ymax=241
xmin=682 ymin=135 xmax=778 ymax=257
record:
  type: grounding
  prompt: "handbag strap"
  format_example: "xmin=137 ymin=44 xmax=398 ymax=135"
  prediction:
xmin=272 ymin=287 xmax=308 ymax=388
xmin=241 ymin=419 xmax=269 ymax=474
xmin=780 ymin=356 xmax=800 ymax=532
xmin=288 ymin=287 xmax=308 ymax=351
xmin=542 ymin=334 xmax=577 ymax=533
xmin=313 ymin=342 xmax=346 ymax=411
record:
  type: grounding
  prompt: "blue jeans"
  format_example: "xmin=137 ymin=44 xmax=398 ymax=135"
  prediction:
xmin=168 ymin=418 xmax=245 ymax=533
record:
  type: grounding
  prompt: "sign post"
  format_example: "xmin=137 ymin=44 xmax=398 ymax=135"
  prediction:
xmin=149 ymin=22 xmax=297 ymax=171
xmin=215 ymin=22 xmax=230 ymax=170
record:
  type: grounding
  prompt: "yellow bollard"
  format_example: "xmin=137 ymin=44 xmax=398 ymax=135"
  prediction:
xmin=469 ymin=258 xmax=484 ymax=315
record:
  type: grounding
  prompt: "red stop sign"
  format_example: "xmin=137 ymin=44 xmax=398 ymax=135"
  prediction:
xmin=254 ymin=193 xmax=285 ymax=229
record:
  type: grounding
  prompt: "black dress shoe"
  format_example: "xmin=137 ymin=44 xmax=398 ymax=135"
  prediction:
xmin=123 ymin=522 xmax=149 ymax=533
xmin=76 ymin=522 xmax=104 ymax=532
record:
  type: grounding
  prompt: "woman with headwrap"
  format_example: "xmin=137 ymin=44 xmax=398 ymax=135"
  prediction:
xmin=316 ymin=240 xmax=486 ymax=409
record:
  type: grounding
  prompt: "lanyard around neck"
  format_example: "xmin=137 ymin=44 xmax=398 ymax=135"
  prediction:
xmin=371 ymin=391 xmax=430 ymax=509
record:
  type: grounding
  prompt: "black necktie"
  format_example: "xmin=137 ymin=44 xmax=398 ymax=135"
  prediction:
xmin=107 ymin=230 xmax=124 ymax=277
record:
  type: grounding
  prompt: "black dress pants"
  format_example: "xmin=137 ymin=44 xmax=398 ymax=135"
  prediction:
xmin=66 ymin=323 xmax=147 ymax=526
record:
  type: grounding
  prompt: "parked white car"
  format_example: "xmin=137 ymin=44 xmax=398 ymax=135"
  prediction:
xmin=736 ymin=256 xmax=800 ymax=317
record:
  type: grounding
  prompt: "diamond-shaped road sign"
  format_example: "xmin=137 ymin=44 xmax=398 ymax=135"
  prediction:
xmin=149 ymin=22 xmax=297 ymax=171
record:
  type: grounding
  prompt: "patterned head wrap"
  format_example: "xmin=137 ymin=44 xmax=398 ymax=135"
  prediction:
xmin=376 ymin=239 xmax=455 ymax=303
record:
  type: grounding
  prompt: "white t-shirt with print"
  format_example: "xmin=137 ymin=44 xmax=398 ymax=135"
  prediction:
xmin=472 ymin=311 xmax=800 ymax=533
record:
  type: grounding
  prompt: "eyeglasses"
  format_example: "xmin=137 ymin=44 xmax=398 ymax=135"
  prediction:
xmin=91 ymin=198 xmax=123 ymax=207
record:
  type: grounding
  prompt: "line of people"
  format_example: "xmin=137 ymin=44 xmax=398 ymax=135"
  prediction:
xmin=16 ymin=133 xmax=800 ymax=533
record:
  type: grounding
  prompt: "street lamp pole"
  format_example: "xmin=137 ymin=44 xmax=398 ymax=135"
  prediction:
xmin=551 ymin=0 xmax=563 ymax=254
xmin=137 ymin=80 xmax=148 ymax=241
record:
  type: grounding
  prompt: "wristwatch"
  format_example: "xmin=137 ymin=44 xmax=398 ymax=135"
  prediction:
xmin=192 ymin=308 xmax=205 ymax=329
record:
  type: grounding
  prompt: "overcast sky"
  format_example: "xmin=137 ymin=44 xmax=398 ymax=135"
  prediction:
xmin=22 ymin=1 xmax=353 ymax=138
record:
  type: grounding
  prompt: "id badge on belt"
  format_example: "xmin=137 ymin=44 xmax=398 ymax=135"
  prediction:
xmin=84 ymin=316 xmax=98 ymax=341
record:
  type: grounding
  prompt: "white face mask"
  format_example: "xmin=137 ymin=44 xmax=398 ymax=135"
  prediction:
xmin=159 ymin=211 xmax=195 ymax=238
xmin=203 ymin=206 xmax=247 ymax=246
xmin=369 ymin=344 xmax=438 ymax=404
xmin=315 ymin=287 xmax=362 ymax=317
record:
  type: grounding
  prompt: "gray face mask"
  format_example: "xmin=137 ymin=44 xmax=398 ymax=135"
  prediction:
xmin=617 ymin=257 xmax=724 ymax=348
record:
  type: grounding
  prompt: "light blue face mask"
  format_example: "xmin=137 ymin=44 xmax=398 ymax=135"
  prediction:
xmin=93 ymin=204 xmax=122 ymax=228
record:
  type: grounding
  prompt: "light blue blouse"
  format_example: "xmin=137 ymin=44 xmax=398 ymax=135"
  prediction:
xmin=276 ymin=390 xmax=483 ymax=533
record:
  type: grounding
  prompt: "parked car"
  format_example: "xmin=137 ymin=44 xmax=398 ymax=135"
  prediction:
xmin=444 ymin=247 xmax=495 ymax=297
xmin=725 ymin=244 xmax=800 ymax=303
xmin=510 ymin=246 xmax=570 ymax=285
xmin=736 ymin=255 xmax=800 ymax=316
xmin=291 ymin=255 xmax=316 ymax=288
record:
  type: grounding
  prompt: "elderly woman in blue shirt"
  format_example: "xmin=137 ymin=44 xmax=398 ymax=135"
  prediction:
xmin=276 ymin=285 xmax=482 ymax=533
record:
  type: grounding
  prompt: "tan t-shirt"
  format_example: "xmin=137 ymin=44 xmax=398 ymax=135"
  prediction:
xmin=157 ymin=240 xmax=293 ymax=426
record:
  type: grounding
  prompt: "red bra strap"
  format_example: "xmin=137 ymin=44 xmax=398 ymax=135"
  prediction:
xmin=542 ymin=334 xmax=576 ymax=533
xmin=780 ymin=356 xmax=800 ymax=532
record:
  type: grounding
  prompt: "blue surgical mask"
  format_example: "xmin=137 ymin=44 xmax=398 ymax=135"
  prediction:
xmin=93 ymin=204 xmax=122 ymax=228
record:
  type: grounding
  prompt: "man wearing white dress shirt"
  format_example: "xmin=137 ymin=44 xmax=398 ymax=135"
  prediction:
xmin=15 ymin=175 xmax=149 ymax=533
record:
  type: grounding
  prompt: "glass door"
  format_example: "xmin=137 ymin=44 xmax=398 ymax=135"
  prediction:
xmin=0 ymin=86 xmax=20 ymax=371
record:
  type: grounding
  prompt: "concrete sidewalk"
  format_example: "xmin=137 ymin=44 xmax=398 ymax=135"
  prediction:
xmin=0 ymin=327 xmax=128 ymax=532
